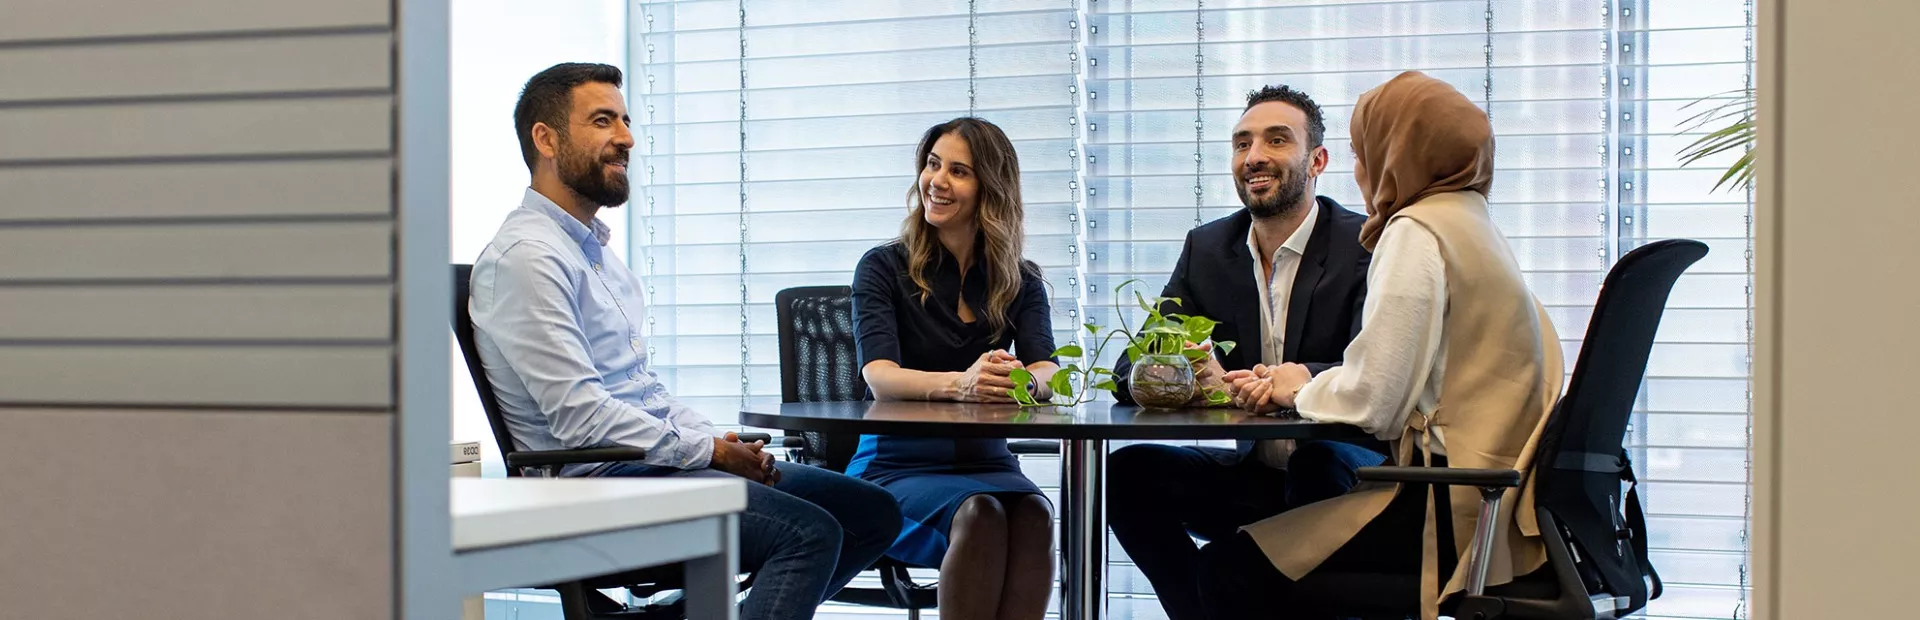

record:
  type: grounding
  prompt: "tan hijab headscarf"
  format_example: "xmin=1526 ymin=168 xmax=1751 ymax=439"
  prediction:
xmin=1352 ymin=71 xmax=1496 ymax=250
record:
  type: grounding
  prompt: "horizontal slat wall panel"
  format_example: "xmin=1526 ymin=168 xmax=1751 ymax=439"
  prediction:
xmin=0 ymin=285 xmax=392 ymax=341
xmin=0 ymin=158 xmax=394 ymax=222
xmin=0 ymin=345 xmax=391 ymax=408
xmin=0 ymin=222 xmax=392 ymax=282
xmin=0 ymin=95 xmax=392 ymax=162
xmin=0 ymin=408 xmax=391 ymax=618
xmin=0 ymin=32 xmax=393 ymax=104
xmin=0 ymin=5 xmax=401 ymax=619
xmin=0 ymin=0 xmax=390 ymax=44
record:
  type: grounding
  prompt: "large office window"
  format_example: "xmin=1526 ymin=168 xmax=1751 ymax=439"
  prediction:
xmin=632 ymin=1 xmax=1754 ymax=618
xmin=631 ymin=0 xmax=1083 ymax=422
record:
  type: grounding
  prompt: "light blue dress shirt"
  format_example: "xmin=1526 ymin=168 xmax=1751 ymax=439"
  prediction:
xmin=470 ymin=188 xmax=716 ymax=473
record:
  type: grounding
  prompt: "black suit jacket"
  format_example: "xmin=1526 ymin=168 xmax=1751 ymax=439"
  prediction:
xmin=1114 ymin=196 xmax=1371 ymax=403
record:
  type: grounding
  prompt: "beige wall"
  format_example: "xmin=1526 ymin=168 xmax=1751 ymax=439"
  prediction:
xmin=0 ymin=0 xmax=398 ymax=617
xmin=1755 ymin=0 xmax=1920 ymax=617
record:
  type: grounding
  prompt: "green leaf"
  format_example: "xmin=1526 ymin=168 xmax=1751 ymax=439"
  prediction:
xmin=1084 ymin=322 xmax=1101 ymax=335
xmin=1053 ymin=344 xmax=1084 ymax=358
xmin=1144 ymin=325 xmax=1186 ymax=336
xmin=1088 ymin=367 xmax=1114 ymax=376
xmin=1711 ymin=149 xmax=1755 ymax=193
xmin=1124 ymin=343 xmax=1143 ymax=363
xmin=1048 ymin=371 xmax=1074 ymax=400
xmin=1673 ymin=91 xmax=1755 ymax=194
xmin=1008 ymin=368 xmax=1035 ymax=405
xmin=1183 ymin=316 xmax=1219 ymax=343
xmin=1134 ymin=290 xmax=1153 ymax=313
xmin=1182 ymin=347 xmax=1211 ymax=361
xmin=1093 ymin=379 xmax=1119 ymax=393
xmin=1214 ymin=340 xmax=1237 ymax=356
xmin=1205 ymin=388 xmax=1232 ymax=405
xmin=1162 ymin=297 xmax=1183 ymax=308
xmin=1162 ymin=334 xmax=1185 ymax=356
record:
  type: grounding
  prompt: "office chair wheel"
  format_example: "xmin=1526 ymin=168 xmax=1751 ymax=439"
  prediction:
xmin=1451 ymin=595 xmax=1507 ymax=620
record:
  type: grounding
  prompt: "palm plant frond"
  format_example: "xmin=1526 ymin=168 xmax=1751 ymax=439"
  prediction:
xmin=1676 ymin=89 xmax=1756 ymax=193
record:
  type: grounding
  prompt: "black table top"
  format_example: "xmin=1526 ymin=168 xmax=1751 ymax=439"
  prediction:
xmin=738 ymin=400 xmax=1370 ymax=441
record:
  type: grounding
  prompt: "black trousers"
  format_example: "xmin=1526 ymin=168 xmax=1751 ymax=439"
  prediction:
xmin=1107 ymin=441 xmax=1387 ymax=620
xmin=1194 ymin=455 xmax=1458 ymax=620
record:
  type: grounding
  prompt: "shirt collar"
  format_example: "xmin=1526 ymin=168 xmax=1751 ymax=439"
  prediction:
xmin=932 ymin=235 xmax=987 ymax=274
xmin=522 ymin=187 xmax=612 ymax=248
xmin=1245 ymin=198 xmax=1321 ymax=262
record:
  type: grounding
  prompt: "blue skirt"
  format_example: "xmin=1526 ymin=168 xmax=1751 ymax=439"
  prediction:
xmin=846 ymin=436 xmax=1045 ymax=568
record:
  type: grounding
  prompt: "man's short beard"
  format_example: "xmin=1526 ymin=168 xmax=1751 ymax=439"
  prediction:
xmin=559 ymin=139 xmax=630 ymax=207
xmin=1240 ymin=153 xmax=1312 ymax=219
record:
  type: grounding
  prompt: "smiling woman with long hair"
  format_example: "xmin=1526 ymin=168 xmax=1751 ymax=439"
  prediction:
xmin=846 ymin=117 xmax=1058 ymax=620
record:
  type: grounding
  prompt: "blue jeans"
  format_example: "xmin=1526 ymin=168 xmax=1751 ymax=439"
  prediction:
xmin=1107 ymin=441 xmax=1387 ymax=620
xmin=592 ymin=460 xmax=902 ymax=620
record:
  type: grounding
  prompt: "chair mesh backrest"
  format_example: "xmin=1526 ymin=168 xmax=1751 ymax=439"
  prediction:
xmin=451 ymin=264 xmax=530 ymax=477
xmin=1533 ymin=239 xmax=1707 ymax=607
xmin=775 ymin=286 xmax=869 ymax=471
xmin=777 ymin=286 xmax=868 ymax=402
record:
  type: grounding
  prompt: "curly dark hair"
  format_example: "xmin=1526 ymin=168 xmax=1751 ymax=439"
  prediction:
xmin=1244 ymin=85 xmax=1326 ymax=149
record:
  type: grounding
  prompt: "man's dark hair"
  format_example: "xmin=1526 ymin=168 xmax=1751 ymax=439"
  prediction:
xmin=514 ymin=63 xmax=624 ymax=171
xmin=1244 ymin=85 xmax=1326 ymax=149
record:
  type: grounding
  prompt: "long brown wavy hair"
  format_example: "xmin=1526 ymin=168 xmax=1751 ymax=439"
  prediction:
xmin=900 ymin=117 xmax=1036 ymax=340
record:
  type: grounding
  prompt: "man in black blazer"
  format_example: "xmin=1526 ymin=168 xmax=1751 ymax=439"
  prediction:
xmin=1107 ymin=85 xmax=1387 ymax=620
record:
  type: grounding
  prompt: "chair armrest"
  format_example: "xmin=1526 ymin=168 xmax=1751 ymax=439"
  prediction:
xmin=504 ymin=446 xmax=649 ymax=469
xmin=1359 ymin=465 xmax=1524 ymax=597
xmin=1357 ymin=466 xmax=1522 ymax=488
xmin=733 ymin=432 xmax=805 ymax=448
xmin=1009 ymin=440 xmax=1061 ymax=455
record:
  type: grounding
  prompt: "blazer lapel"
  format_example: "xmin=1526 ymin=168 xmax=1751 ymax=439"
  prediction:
xmin=1283 ymin=200 xmax=1334 ymax=363
xmin=1222 ymin=213 xmax=1263 ymax=370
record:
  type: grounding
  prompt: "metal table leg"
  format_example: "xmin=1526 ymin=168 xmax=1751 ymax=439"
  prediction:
xmin=1062 ymin=438 xmax=1107 ymax=620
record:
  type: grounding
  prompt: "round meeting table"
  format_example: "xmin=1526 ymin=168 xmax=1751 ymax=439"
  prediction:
xmin=739 ymin=399 xmax=1370 ymax=620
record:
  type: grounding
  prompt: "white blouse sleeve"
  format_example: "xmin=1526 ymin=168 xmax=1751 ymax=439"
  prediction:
xmin=1293 ymin=219 xmax=1448 ymax=440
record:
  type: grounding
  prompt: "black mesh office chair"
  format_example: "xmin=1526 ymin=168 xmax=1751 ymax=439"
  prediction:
xmin=773 ymin=285 xmax=935 ymax=616
xmin=772 ymin=286 xmax=1064 ymax=618
xmin=456 ymin=263 xmax=763 ymax=620
xmin=1286 ymin=239 xmax=1705 ymax=619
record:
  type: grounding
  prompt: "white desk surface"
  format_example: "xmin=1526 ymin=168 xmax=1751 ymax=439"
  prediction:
xmin=451 ymin=477 xmax=746 ymax=551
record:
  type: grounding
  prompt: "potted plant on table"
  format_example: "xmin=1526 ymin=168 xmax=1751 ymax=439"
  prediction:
xmin=1010 ymin=279 xmax=1235 ymax=410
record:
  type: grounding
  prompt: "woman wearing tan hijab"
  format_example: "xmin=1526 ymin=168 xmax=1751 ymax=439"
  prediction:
xmin=1203 ymin=71 xmax=1566 ymax=619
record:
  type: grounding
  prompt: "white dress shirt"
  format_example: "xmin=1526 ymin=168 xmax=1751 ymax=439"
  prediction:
xmin=1294 ymin=218 xmax=1450 ymax=455
xmin=1247 ymin=203 xmax=1318 ymax=467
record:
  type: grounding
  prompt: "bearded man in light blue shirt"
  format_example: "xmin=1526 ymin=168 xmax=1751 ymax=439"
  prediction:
xmin=469 ymin=63 xmax=900 ymax=620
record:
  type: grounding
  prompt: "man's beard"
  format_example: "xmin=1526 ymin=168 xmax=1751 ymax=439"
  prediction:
xmin=1238 ymin=154 xmax=1312 ymax=219
xmin=559 ymin=141 xmax=630 ymax=207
